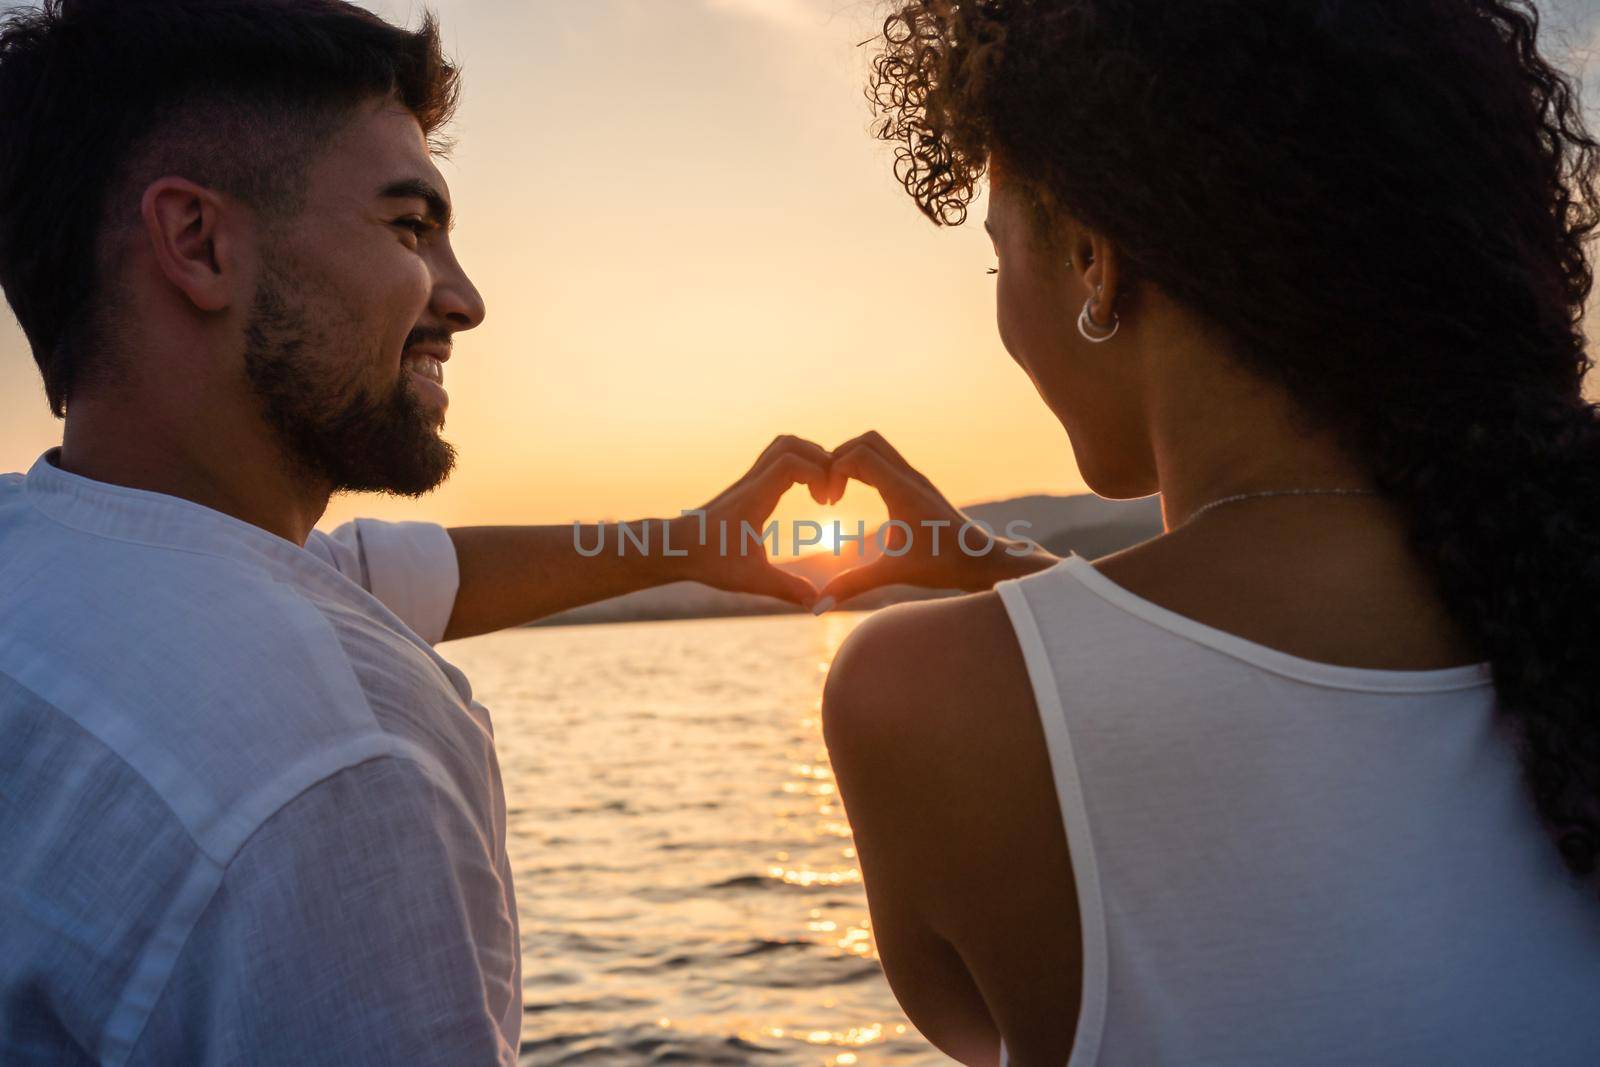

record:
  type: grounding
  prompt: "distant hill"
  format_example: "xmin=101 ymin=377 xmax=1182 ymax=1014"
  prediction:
xmin=528 ymin=491 xmax=1165 ymax=627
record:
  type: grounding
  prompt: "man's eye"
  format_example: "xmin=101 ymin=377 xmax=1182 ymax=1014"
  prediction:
xmin=986 ymin=266 xmax=999 ymax=275
xmin=394 ymin=217 xmax=431 ymax=236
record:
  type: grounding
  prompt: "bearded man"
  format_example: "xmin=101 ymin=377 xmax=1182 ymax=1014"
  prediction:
xmin=0 ymin=2 xmax=841 ymax=1062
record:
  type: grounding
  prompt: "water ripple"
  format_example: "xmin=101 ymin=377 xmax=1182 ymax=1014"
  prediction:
xmin=444 ymin=614 xmax=939 ymax=1066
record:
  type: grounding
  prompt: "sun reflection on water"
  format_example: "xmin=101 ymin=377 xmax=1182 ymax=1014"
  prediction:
xmin=755 ymin=1021 xmax=914 ymax=1048
xmin=758 ymin=610 xmax=899 ymax=1051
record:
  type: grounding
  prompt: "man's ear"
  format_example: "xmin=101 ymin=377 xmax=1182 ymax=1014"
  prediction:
xmin=138 ymin=177 xmax=244 ymax=313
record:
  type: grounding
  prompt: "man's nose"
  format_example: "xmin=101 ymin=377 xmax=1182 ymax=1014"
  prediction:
xmin=433 ymin=252 xmax=487 ymax=331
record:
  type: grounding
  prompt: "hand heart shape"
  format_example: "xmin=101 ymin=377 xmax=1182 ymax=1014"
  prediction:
xmin=684 ymin=432 xmax=1018 ymax=613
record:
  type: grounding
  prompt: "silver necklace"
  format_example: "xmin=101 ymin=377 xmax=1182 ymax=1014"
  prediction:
xmin=1180 ymin=487 xmax=1378 ymax=530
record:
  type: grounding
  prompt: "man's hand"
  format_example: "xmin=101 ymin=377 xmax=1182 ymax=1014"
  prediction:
xmin=670 ymin=435 xmax=835 ymax=611
xmin=816 ymin=431 xmax=1058 ymax=609
xmin=439 ymin=431 xmax=1055 ymax=640
xmin=442 ymin=435 xmax=833 ymax=638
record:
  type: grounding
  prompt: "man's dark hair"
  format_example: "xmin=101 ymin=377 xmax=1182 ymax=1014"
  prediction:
xmin=0 ymin=0 xmax=460 ymax=417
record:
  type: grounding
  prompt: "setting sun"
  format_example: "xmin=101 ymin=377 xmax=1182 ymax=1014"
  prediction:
xmin=813 ymin=522 xmax=839 ymax=555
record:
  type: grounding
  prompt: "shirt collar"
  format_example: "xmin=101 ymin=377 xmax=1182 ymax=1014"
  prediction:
xmin=23 ymin=446 xmax=320 ymax=579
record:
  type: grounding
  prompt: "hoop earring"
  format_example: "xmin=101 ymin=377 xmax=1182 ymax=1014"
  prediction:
xmin=1077 ymin=294 xmax=1119 ymax=343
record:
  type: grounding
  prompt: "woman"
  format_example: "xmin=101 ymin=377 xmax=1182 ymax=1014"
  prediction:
xmin=819 ymin=2 xmax=1600 ymax=1064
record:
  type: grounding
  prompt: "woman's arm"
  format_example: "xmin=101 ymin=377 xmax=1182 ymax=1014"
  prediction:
xmin=823 ymin=600 xmax=1005 ymax=1066
xmin=815 ymin=432 xmax=1059 ymax=610
xmin=822 ymin=592 xmax=1085 ymax=1067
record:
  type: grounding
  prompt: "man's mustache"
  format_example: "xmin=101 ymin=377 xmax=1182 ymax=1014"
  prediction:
xmin=404 ymin=325 xmax=453 ymax=351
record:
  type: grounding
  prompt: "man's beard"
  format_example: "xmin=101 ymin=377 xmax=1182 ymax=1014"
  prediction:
xmin=240 ymin=259 xmax=455 ymax=497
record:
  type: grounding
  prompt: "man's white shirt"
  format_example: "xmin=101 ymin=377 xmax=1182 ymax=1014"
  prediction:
xmin=0 ymin=447 xmax=521 ymax=1065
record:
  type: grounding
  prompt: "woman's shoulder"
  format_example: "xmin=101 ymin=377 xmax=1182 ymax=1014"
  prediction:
xmin=1087 ymin=523 xmax=1484 ymax=672
xmin=823 ymin=591 xmax=1029 ymax=749
xmin=821 ymin=590 xmax=1049 ymax=842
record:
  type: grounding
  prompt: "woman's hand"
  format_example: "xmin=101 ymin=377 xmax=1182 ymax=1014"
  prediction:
xmin=816 ymin=431 xmax=1057 ymax=609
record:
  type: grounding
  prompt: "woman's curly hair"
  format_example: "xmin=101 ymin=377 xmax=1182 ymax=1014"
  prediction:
xmin=870 ymin=0 xmax=1600 ymax=887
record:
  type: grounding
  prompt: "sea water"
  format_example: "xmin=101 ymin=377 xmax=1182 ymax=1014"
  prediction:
xmin=440 ymin=612 xmax=941 ymax=1066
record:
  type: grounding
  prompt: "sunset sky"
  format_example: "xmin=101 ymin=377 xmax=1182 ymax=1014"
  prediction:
xmin=3 ymin=0 xmax=1598 ymax=544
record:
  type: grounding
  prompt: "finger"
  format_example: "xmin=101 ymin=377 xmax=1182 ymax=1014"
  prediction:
xmin=746 ymin=453 xmax=831 ymax=516
xmin=748 ymin=435 xmax=833 ymax=483
xmin=809 ymin=471 xmax=831 ymax=507
xmin=833 ymin=429 xmax=911 ymax=468
xmin=745 ymin=564 xmax=821 ymax=611
xmin=827 ymin=444 xmax=921 ymax=501
xmin=815 ymin=558 xmax=906 ymax=611
xmin=827 ymin=431 xmax=924 ymax=501
xmin=826 ymin=437 xmax=864 ymax=503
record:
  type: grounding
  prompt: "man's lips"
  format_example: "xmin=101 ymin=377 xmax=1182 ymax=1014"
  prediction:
xmin=402 ymin=344 xmax=449 ymax=378
xmin=405 ymin=344 xmax=451 ymax=364
xmin=402 ymin=347 xmax=450 ymax=410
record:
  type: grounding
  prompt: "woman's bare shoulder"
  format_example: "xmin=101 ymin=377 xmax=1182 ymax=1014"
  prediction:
xmin=1089 ymin=522 xmax=1483 ymax=671
xmin=823 ymin=591 xmax=1032 ymax=747
xmin=821 ymin=589 xmax=1058 ymax=879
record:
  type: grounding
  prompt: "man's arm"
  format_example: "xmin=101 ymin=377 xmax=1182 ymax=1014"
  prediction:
xmin=442 ymin=520 xmax=691 ymax=640
xmin=440 ymin=436 xmax=834 ymax=640
xmin=305 ymin=518 xmax=461 ymax=644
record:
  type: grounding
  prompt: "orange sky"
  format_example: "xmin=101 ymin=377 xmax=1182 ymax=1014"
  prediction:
xmin=3 ymin=0 xmax=1597 ymax=543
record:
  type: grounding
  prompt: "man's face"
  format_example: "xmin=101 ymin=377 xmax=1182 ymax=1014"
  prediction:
xmin=241 ymin=95 xmax=485 ymax=496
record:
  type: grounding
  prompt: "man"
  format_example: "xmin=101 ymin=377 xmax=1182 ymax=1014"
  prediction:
xmin=0 ymin=1 xmax=847 ymax=1062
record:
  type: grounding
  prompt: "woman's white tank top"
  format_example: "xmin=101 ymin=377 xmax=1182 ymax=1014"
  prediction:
xmin=992 ymin=554 xmax=1600 ymax=1066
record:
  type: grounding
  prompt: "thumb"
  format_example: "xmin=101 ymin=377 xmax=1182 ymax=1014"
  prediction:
xmin=815 ymin=559 xmax=904 ymax=612
xmin=746 ymin=565 xmax=821 ymax=611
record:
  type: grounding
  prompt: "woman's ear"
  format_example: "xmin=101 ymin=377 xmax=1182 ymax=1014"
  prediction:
xmin=1058 ymin=219 xmax=1097 ymax=284
xmin=1083 ymin=235 xmax=1118 ymax=307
